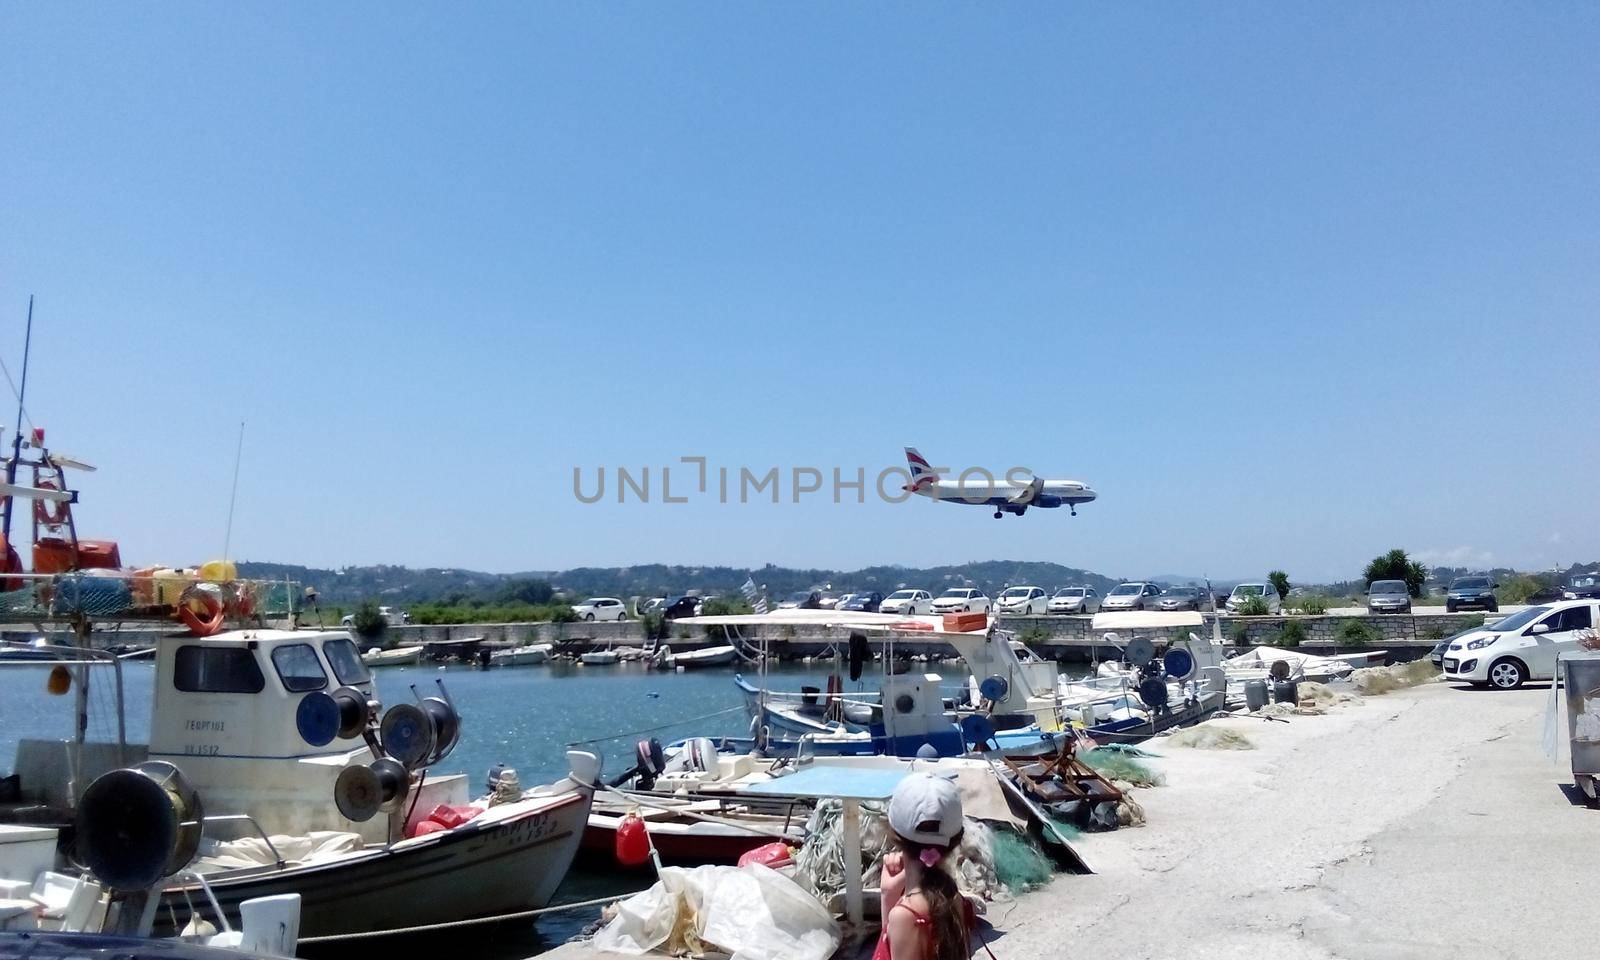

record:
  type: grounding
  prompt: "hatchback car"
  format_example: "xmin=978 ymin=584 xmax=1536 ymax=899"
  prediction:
xmin=1102 ymin=582 xmax=1162 ymax=611
xmin=1441 ymin=600 xmax=1597 ymax=688
xmin=1156 ymin=586 xmax=1205 ymax=611
xmin=839 ymin=591 xmax=885 ymax=612
xmin=995 ymin=586 xmax=1048 ymax=615
xmin=660 ymin=596 xmax=704 ymax=620
xmin=1224 ymin=583 xmax=1282 ymax=614
xmin=879 ymin=589 xmax=933 ymax=615
xmin=931 ymin=588 xmax=991 ymax=614
xmin=572 ymin=597 xmax=628 ymax=621
xmin=1445 ymin=576 xmax=1499 ymax=613
xmin=1364 ymin=580 xmax=1412 ymax=615
xmin=777 ymin=590 xmax=822 ymax=610
xmin=1048 ymin=587 xmax=1100 ymax=615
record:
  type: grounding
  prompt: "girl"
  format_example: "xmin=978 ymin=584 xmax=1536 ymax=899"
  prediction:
xmin=875 ymin=772 xmax=975 ymax=960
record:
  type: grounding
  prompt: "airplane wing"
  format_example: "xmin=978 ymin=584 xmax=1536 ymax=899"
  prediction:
xmin=1008 ymin=476 xmax=1044 ymax=504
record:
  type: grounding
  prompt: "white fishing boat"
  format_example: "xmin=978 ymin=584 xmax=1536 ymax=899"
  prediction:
xmin=580 ymin=644 xmax=621 ymax=665
xmin=1 ymin=629 xmax=599 ymax=941
xmin=666 ymin=643 xmax=739 ymax=669
xmin=491 ymin=642 xmax=553 ymax=666
xmin=360 ymin=644 xmax=423 ymax=667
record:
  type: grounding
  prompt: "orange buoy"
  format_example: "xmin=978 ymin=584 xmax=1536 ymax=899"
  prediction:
xmin=46 ymin=665 xmax=71 ymax=695
xmin=615 ymin=811 xmax=651 ymax=866
xmin=178 ymin=586 xmax=227 ymax=636
xmin=33 ymin=479 xmax=70 ymax=526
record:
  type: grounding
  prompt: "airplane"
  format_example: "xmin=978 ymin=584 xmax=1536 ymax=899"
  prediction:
xmin=901 ymin=447 xmax=1097 ymax=518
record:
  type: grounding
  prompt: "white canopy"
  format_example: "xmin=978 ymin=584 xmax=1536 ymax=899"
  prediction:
xmin=1090 ymin=610 xmax=1206 ymax=631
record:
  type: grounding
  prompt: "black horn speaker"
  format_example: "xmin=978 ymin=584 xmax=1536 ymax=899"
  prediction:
xmin=76 ymin=762 xmax=204 ymax=890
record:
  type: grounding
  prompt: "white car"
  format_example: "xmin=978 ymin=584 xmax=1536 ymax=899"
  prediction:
xmin=1225 ymin=583 xmax=1282 ymax=614
xmin=1048 ymin=587 xmax=1100 ymax=615
xmin=1101 ymin=582 xmax=1162 ymax=612
xmin=995 ymin=586 xmax=1048 ymax=616
xmin=931 ymin=588 xmax=991 ymax=614
xmin=879 ymin=590 xmax=933 ymax=615
xmin=1441 ymin=600 xmax=1596 ymax=689
xmin=340 ymin=605 xmax=410 ymax=627
xmin=572 ymin=597 xmax=628 ymax=621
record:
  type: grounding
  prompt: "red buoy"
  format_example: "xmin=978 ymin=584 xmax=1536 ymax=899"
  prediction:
xmin=615 ymin=811 xmax=651 ymax=866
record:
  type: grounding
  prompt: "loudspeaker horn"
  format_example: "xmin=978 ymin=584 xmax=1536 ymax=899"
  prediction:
xmin=334 ymin=757 xmax=411 ymax=822
xmin=380 ymin=702 xmax=435 ymax=770
xmin=417 ymin=696 xmax=460 ymax=765
xmin=1125 ymin=637 xmax=1156 ymax=667
xmin=76 ymin=761 xmax=204 ymax=890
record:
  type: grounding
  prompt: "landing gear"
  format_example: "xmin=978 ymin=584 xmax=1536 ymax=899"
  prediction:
xmin=993 ymin=510 xmax=1003 ymax=519
xmin=1069 ymin=505 xmax=1077 ymax=516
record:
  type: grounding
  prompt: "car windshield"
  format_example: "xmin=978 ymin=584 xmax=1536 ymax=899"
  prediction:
xmin=1001 ymin=588 xmax=1031 ymax=599
xmin=887 ymin=591 xmax=915 ymax=600
xmin=1451 ymin=578 xmax=1489 ymax=589
xmin=1572 ymin=575 xmax=1599 ymax=589
xmin=1486 ymin=606 xmax=1550 ymax=632
xmin=785 ymin=592 xmax=813 ymax=603
xmin=580 ymin=598 xmax=603 ymax=606
xmin=1232 ymin=585 xmax=1263 ymax=597
xmin=939 ymin=589 xmax=973 ymax=599
xmin=1055 ymin=588 xmax=1085 ymax=597
xmin=1370 ymin=580 xmax=1407 ymax=594
xmin=1164 ymin=588 xmax=1196 ymax=597
xmin=1109 ymin=584 xmax=1142 ymax=596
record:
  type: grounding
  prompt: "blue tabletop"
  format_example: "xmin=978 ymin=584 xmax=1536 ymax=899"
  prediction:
xmin=740 ymin=765 xmax=909 ymax=800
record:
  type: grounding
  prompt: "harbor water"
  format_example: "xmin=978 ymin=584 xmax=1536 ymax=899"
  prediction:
xmin=0 ymin=657 xmax=879 ymax=952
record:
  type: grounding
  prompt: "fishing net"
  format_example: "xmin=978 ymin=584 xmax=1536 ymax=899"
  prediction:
xmin=1287 ymin=681 xmax=1363 ymax=714
xmin=0 ymin=585 xmax=43 ymax=618
xmin=988 ymin=827 xmax=1054 ymax=893
xmin=49 ymin=576 xmax=133 ymax=617
xmin=1081 ymin=747 xmax=1164 ymax=787
xmin=1164 ymin=724 xmax=1256 ymax=750
xmin=1351 ymin=659 xmax=1438 ymax=695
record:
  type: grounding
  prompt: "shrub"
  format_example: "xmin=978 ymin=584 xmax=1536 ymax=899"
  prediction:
xmin=549 ymin=603 xmax=579 ymax=624
xmin=1275 ymin=620 xmax=1308 ymax=648
xmin=1336 ymin=618 xmax=1383 ymax=646
xmin=1268 ymin=571 xmax=1291 ymax=604
xmin=1295 ymin=595 xmax=1331 ymax=615
xmin=641 ymin=612 xmax=666 ymax=641
xmin=350 ymin=600 xmax=386 ymax=639
xmin=700 ymin=596 xmax=753 ymax=617
xmin=1017 ymin=623 xmax=1051 ymax=645
xmin=1229 ymin=623 xmax=1250 ymax=646
xmin=1363 ymin=549 xmax=1428 ymax=598
xmin=1236 ymin=595 xmax=1271 ymax=616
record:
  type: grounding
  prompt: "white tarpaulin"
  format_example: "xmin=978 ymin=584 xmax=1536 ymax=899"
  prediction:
xmin=592 ymin=864 xmax=840 ymax=960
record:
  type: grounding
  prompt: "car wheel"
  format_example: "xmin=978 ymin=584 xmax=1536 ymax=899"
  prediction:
xmin=1446 ymin=602 xmax=1456 ymax=613
xmin=1488 ymin=658 xmax=1526 ymax=690
xmin=585 ymin=613 xmax=596 ymax=621
xmin=1489 ymin=603 xmax=1499 ymax=613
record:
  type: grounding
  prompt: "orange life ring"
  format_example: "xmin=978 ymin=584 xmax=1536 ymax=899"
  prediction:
xmin=179 ymin=586 xmax=227 ymax=636
xmin=33 ymin=479 xmax=70 ymax=526
xmin=0 ymin=534 xmax=21 ymax=592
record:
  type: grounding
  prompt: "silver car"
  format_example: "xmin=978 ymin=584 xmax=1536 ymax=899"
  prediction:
xmin=1047 ymin=587 xmax=1100 ymax=615
xmin=1102 ymin=582 xmax=1162 ymax=611
xmin=1365 ymin=579 xmax=1412 ymax=614
xmin=1156 ymin=586 xmax=1206 ymax=611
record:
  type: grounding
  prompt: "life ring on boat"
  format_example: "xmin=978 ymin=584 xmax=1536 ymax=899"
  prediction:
xmin=178 ymin=585 xmax=227 ymax=636
xmin=33 ymin=479 xmax=70 ymax=526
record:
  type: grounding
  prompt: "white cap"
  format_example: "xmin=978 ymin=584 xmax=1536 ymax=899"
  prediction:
xmin=887 ymin=772 xmax=963 ymax=846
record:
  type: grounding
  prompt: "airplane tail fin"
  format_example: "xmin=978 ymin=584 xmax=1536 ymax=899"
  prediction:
xmin=903 ymin=447 xmax=938 ymax=493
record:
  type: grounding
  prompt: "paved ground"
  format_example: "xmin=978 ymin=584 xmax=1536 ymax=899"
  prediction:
xmin=995 ymin=679 xmax=1587 ymax=960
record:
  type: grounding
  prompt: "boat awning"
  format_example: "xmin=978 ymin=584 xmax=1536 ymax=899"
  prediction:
xmin=0 ymin=482 xmax=73 ymax=502
xmin=1090 ymin=611 xmax=1206 ymax=631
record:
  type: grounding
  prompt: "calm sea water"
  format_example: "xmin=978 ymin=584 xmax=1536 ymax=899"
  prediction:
xmin=0 ymin=658 xmax=870 ymax=953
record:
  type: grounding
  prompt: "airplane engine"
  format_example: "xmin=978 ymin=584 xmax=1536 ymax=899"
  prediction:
xmin=1033 ymin=494 xmax=1063 ymax=509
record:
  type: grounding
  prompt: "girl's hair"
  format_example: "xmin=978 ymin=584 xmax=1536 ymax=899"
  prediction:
xmin=893 ymin=829 xmax=968 ymax=960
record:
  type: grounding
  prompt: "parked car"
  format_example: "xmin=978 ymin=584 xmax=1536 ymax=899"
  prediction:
xmin=661 ymin=595 xmax=704 ymax=620
xmin=1445 ymin=576 xmax=1499 ymax=613
xmin=839 ymin=591 xmax=885 ymax=612
xmin=817 ymin=591 xmax=843 ymax=609
xmin=1156 ymin=586 xmax=1206 ymax=611
xmin=995 ymin=586 xmax=1048 ymax=616
xmin=1441 ymin=600 xmax=1596 ymax=688
xmin=777 ymin=590 xmax=823 ymax=610
xmin=1564 ymin=572 xmax=1600 ymax=600
xmin=1364 ymin=580 xmax=1412 ymax=615
xmin=638 ymin=597 xmax=667 ymax=616
xmin=879 ymin=590 xmax=933 ymax=615
xmin=1528 ymin=585 xmax=1565 ymax=604
xmin=1224 ymin=583 xmax=1282 ymax=615
xmin=1102 ymin=582 xmax=1162 ymax=612
xmin=572 ymin=597 xmax=628 ymax=621
xmin=340 ymin=605 xmax=410 ymax=627
xmin=1047 ymin=587 xmax=1100 ymax=615
xmin=931 ymin=588 xmax=991 ymax=614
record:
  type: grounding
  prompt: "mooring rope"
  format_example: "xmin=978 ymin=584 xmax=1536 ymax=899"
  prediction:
xmin=295 ymin=892 xmax=632 ymax=943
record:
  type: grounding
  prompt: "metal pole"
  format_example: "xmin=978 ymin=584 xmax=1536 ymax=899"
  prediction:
xmin=222 ymin=422 xmax=244 ymax=562
xmin=3 ymin=296 xmax=33 ymax=542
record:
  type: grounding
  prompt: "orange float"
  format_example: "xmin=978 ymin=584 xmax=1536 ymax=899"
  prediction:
xmin=178 ymin=586 xmax=227 ymax=636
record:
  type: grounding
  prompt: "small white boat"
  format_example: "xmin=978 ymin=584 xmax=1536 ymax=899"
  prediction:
xmin=361 ymin=644 xmax=423 ymax=667
xmin=668 ymin=643 xmax=739 ymax=669
xmin=491 ymin=643 xmax=553 ymax=666
xmin=579 ymin=645 xmax=621 ymax=665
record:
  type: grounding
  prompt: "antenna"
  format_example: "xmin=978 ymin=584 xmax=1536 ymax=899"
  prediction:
xmin=221 ymin=421 xmax=244 ymax=563
xmin=3 ymin=296 xmax=34 ymax=543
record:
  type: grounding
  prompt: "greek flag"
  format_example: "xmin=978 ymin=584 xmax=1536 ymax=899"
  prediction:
xmin=741 ymin=576 xmax=768 ymax=614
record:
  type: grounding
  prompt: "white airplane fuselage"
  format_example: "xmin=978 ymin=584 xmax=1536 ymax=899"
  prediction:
xmin=915 ymin=479 xmax=1097 ymax=507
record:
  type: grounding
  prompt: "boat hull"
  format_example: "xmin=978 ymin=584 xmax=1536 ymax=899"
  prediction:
xmin=152 ymin=791 xmax=592 ymax=939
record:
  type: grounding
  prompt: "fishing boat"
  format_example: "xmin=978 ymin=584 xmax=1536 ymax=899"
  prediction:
xmin=579 ymin=644 xmax=621 ymax=665
xmin=1 ymin=629 xmax=599 ymax=941
xmin=665 ymin=643 xmax=739 ymax=669
xmin=490 ymin=642 xmax=553 ymax=666
xmin=360 ymin=644 xmax=424 ymax=667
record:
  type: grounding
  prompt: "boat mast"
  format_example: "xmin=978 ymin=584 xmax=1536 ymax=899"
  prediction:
xmin=2 ymin=295 xmax=33 ymax=543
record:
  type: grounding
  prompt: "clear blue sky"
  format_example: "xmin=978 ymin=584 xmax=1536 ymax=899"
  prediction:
xmin=2 ymin=4 xmax=1596 ymax=583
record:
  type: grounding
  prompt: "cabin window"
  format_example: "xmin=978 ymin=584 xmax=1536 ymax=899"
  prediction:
xmin=270 ymin=643 xmax=328 ymax=693
xmin=322 ymin=638 xmax=371 ymax=686
xmin=174 ymin=646 xmax=265 ymax=694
